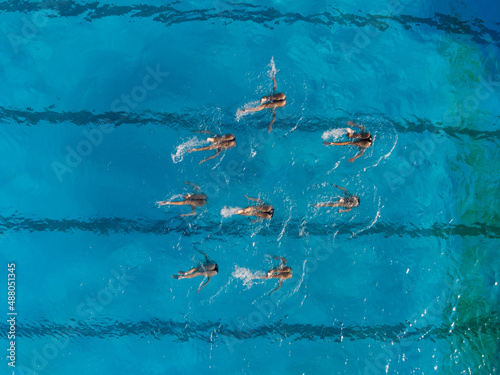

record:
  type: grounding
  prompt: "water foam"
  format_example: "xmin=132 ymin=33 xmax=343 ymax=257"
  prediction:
xmin=220 ymin=206 xmax=241 ymax=218
xmin=268 ymin=56 xmax=277 ymax=78
xmin=236 ymin=100 xmax=260 ymax=122
xmin=171 ymin=137 xmax=206 ymax=163
xmin=321 ymin=128 xmax=349 ymax=141
xmin=232 ymin=266 xmax=265 ymax=288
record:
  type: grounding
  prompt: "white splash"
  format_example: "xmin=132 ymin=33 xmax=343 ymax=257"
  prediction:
xmin=156 ymin=194 xmax=185 ymax=207
xmin=220 ymin=206 xmax=241 ymax=218
xmin=236 ymin=100 xmax=260 ymax=122
xmin=232 ymin=266 xmax=265 ymax=288
xmin=321 ymin=128 xmax=349 ymax=140
xmin=171 ymin=137 xmax=206 ymax=163
xmin=268 ymin=56 xmax=277 ymax=78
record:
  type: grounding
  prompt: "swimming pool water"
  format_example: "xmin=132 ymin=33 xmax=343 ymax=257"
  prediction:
xmin=0 ymin=0 xmax=499 ymax=374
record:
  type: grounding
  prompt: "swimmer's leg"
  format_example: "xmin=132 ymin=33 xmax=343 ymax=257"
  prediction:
xmin=269 ymin=280 xmax=283 ymax=295
xmin=268 ymin=111 xmax=276 ymax=133
xmin=199 ymin=149 xmax=222 ymax=164
xmin=174 ymin=272 xmax=203 ymax=280
xmin=243 ymin=105 xmax=266 ymax=113
xmin=189 ymin=145 xmax=216 ymax=153
xmin=236 ymin=207 xmax=255 ymax=218
xmin=157 ymin=200 xmax=189 ymax=206
xmin=272 ymin=75 xmax=277 ymax=92
xmin=323 ymin=141 xmax=356 ymax=146
xmin=178 ymin=267 xmax=200 ymax=276
xmin=314 ymin=202 xmax=341 ymax=208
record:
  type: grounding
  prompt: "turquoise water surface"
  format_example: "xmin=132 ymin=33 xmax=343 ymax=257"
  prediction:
xmin=0 ymin=0 xmax=499 ymax=374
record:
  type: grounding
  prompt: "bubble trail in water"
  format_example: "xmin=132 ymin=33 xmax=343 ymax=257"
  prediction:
xmin=321 ymin=128 xmax=349 ymax=140
xmin=171 ymin=137 xmax=206 ymax=163
xmin=220 ymin=206 xmax=242 ymax=217
xmin=236 ymin=100 xmax=260 ymax=122
xmin=268 ymin=56 xmax=277 ymax=78
xmin=232 ymin=266 xmax=265 ymax=288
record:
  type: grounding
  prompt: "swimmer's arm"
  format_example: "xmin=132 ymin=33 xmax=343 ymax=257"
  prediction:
xmin=244 ymin=195 xmax=264 ymax=204
xmin=199 ymin=149 xmax=222 ymax=164
xmin=273 ymin=256 xmax=287 ymax=265
xmin=197 ymin=276 xmax=211 ymax=293
xmin=347 ymin=121 xmax=366 ymax=132
xmin=348 ymin=148 xmax=365 ymax=163
xmin=338 ymin=207 xmax=353 ymax=213
xmin=269 ymin=280 xmax=283 ymax=295
xmin=268 ymin=112 xmax=276 ymax=133
xmin=185 ymin=181 xmax=201 ymax=192
xmin=332 ymin=185 xmax=348 ymax=195
xmin=180 ymin=205 xmax=196 ymax=217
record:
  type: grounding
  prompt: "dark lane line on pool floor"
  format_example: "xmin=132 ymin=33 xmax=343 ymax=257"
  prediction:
xmin=16 ymin=313 xmax=499 ymax=343
xmin=1 ymin=215 xmax=499 ymax=239
xmin=1 ymin=107 xmax=499 ymax=140
xmin=1 ymin=1 xmax=499 ymax=47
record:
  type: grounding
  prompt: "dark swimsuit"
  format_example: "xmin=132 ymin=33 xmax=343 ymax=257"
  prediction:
xmin=267 ymin=208 xmax=275 ymax=218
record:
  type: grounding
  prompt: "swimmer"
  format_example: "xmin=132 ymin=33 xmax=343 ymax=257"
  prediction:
xmin=187 ymin=134 xmax=236 ymax=164
xmin=314 ymin=184 xmax=360 ymax=213
xmin=235 ymin=195 xmax=274 ymax=221
xmin=172 ymin=253 xmax=218 ymax=293
xmin=157 ymin=182 xmax=207 ymax=217
xmin=240 ymin=70 xmax=286 ymax=132
xmin=323 ymin=121 xmax=372 ymax=162
xmin=256 ymin=256 xmax=292 ymax=295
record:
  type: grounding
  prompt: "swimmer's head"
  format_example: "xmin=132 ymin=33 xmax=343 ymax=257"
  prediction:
xmin=346 ymin=128 xmax=353 ymax=134
xmin=355 ymin=196 xmax=360 ymax=205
